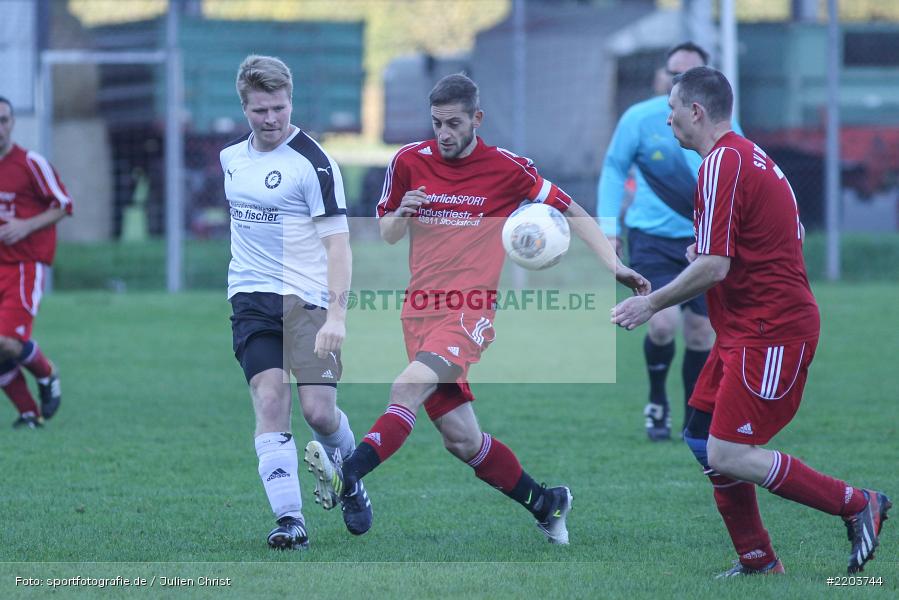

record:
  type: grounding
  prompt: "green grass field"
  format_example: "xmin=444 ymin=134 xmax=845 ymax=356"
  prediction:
xmin=0 ymin=283 xmax=897 ymax=598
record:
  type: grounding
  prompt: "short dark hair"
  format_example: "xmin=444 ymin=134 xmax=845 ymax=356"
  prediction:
xmin=672 ymin=66 xmax=733 ymax=123
xmin=429 ymin=74 xmax=479 ymax=116
xmin=0 ymin=96 xmax=12 ymax=115
xmin=667 ymin=41 xmax=709 ymax=66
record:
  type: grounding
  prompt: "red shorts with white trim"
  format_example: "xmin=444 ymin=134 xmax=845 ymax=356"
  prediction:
xmin=0 ymin=262 xmax=46 ymax=341
xmin=688 ymin=338 xmax=818 ymax=445
xmin=402 ymin=311 xmax=496 ymax=421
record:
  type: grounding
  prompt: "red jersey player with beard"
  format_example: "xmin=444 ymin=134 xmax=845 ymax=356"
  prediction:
xmin=612 ymin=67 xmax=890 ymax=576
xmin=305 ymin=74 xmax=649 ymax=543
xmin=0 ymin=96 xmax=70 ymax=429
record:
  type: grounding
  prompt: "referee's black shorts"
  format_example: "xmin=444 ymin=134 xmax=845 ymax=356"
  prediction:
xmin=229 ymin=291 xmax=342 ymax=385
xmin=627 ymin=228 xmax=708 ymax=316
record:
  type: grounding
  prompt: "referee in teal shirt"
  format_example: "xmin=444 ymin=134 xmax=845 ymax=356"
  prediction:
xmin=598 ymin=42 xmax=742 ymax=441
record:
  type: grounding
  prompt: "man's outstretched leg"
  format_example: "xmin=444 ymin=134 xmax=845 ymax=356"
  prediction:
xmin=708 ymin=436 xmax=891 ymax=573
xmin=431 ymin=396 xmax=572 ymax=544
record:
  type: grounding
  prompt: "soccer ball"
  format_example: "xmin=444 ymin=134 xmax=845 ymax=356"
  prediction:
xmin=502 ymin=202 xmax=570 ymax=270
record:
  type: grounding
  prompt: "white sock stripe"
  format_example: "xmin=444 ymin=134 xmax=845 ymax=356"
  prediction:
xmin=713 ymin=480 xmax=744 ymax=489
xmin=386 ymin=405 xmax=416 ymax=429
xmin=467 ymin=433 xmax=492 ymax=467
xmin=770 ymin=454 xmax=792 ymax=492
xmin=762 ymin=451 xmax=781 ymax=488
xmin=0 ymin=366 xmax=21 ymax=386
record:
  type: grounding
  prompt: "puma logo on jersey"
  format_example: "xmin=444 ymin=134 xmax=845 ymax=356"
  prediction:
xmin=316 ymin=166 xmax=331 ymax=175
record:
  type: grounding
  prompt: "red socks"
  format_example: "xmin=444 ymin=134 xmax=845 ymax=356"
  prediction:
xmin=1 ymin=368 xmax=39 ymax=417
xmin=467 ymin=433 xmax=523 ymax=492
xmin=360 ymin=404 xmax=416 ymax=463
xmin=707 ymin=470 xmax=776 ymax=569
xmin=762 ymin=451 xmax=867 ymax=516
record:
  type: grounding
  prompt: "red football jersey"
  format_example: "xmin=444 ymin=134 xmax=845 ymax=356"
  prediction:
xmin=0 ymin=145 xmax=73 ymax=265
xmin=695 ymin=131 xmax=819 ymax=346
xmin=377 ymin=137 xmax=571 ymax=316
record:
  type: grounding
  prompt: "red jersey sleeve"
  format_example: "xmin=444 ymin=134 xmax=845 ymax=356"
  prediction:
xmin=696 ymin=146 xmax=740 ymax=257
xmin=497 ymin=148 xmax=572 ymax=213
xmin=25 ymin=150 xmax=73 ymax=215
xmin=376 ymin=143 xmax=418 ymax=218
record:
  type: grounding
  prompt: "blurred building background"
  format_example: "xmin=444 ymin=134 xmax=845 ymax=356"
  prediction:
xmin=1 ymin=0 xmax=897 ymax=290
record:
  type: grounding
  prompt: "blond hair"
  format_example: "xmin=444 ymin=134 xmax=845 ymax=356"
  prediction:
xmin=236 ymin=55 xmax=293 ymax=105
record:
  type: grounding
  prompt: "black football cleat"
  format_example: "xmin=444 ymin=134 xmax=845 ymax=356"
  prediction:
xmin=536 ymin=485 xmax=573 ymax=544
xmin=845 ymin=489 xmax=891 ymax=573
xmin=38 ymin=371 xmax=62 ymax=420
xmin=644 ymin=402 xmax=671 ymax=441
xmin=12 ymin=413 xmax=43 ymax=429
xmin=267 ymin=515 xmax=309 ymax=550
xmin=341 ymin=479 xmax=373 ymax=536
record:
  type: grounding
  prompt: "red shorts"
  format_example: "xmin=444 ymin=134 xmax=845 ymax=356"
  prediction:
xmin=689 ymin=338 xmax=818 ymax=445
xmin=402 ymin=311 xmax=496 ymax=421
xmin=0 ymin=262 xmax=46 ymax=341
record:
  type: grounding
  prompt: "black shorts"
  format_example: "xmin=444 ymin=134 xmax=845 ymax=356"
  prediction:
xmin=230 ymin=291 xmax=342 ymax=384
xmin=627 ymin=228 xmax=708 ymax=316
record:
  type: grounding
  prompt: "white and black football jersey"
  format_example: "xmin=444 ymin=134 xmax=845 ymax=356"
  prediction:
xmin=220 ymin=127 xmax=348 ymax=306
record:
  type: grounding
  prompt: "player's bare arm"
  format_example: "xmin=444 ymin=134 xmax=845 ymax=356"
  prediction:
xmin=564 ymin=201 xmax=650 ymax=295
xmin=0 ymin=206 xmax=68 ymax=245
xmin=379 ymin=186 xmax=429 ymax=244
xmin=685 ymin=242 xmax=698 ymax=263
xmin=315 ymin=231 xmax=351 ymax=358
xmin=612 ymin=253 xmax=729 ymax=330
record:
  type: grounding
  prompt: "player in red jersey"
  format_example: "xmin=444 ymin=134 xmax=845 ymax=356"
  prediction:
xmin=0 ymin=97 xmax=70 ymax=429
xmin=612 ymin=67 xmax=890 ymax=576
xmin=305 ymin=74 xmax=649 ymax=543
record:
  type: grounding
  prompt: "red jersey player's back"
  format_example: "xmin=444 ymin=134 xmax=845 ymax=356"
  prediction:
xmin=0 ymin=144 xmax=73 ymax=265
xmin=695 ymin=131 xmax=819 ymax=346
xmin=377 ymin=137 xmax=571 ymax=316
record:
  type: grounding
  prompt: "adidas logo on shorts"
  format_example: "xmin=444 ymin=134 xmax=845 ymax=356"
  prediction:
xmin=447 ymin=346 xmax=460 ymax=357
xmin=321 ymin=369 xmax=334 ymax=379
xmin=737 ymin=422 xmax=754 ymax=435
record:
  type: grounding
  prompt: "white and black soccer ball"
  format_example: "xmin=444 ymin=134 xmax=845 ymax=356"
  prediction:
xmin=501 ymin=202 xmax=570 ymax=270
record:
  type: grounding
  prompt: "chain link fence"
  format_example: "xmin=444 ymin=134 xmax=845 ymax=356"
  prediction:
xmin=11 ymin=0 xmax=897 ymax=291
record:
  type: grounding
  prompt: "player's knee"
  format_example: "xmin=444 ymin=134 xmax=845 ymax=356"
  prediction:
xmin=683 ymin=318 xmax=714 ymax=350
xmin=250 ymin=379 xmax=286 ymax=419
xmin=389 ymin=368 xmax=436 ymax=410
xmin=0 ymin=336 xmax=21 ymax=360
xmin=302 ymin=402 xmax=337 ymax=434
xmin=648 ymin=315 xmax=677 ymax=344
xmin=706 ymin=440 xmax=741 ymax=477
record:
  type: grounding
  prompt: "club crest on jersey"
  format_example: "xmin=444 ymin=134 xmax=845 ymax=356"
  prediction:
xmin=265 ymin=170 xmax=282 ymax=189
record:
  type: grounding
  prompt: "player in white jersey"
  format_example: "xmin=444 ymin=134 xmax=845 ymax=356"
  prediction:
xmin=221 ymin=55 xmax=371 ymax=549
